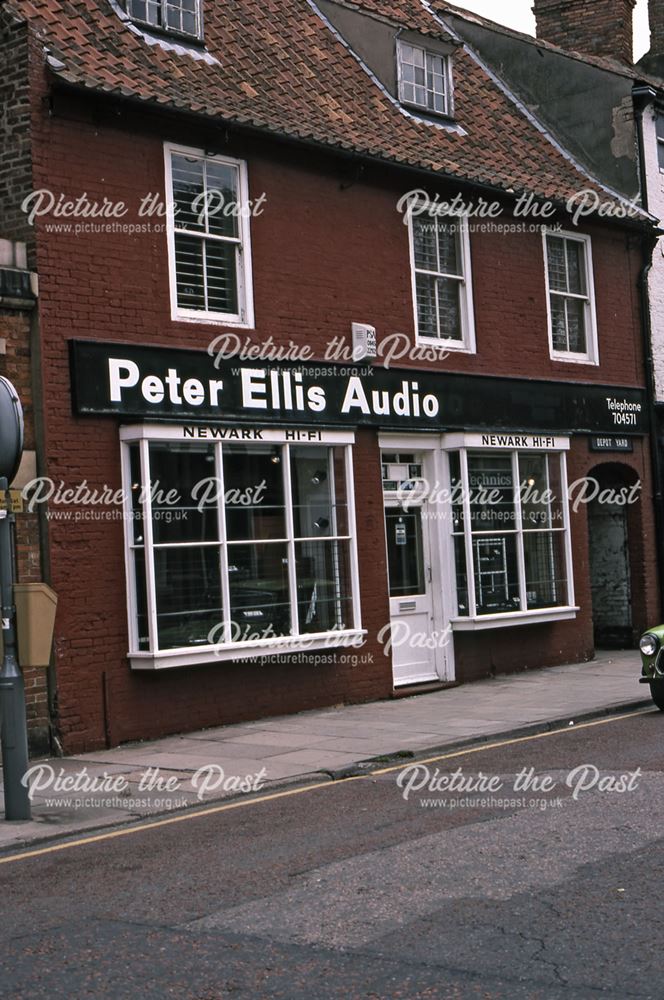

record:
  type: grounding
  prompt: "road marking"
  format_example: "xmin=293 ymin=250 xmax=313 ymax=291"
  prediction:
xmin=0 ymin=707 xmax=654 ymax=867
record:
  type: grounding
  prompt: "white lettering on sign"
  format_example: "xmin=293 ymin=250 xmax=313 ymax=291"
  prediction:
xmin=108 ymin=358 xmax=224 ymax=408
xmin=606 ymin=397 xmax=642 ymax=428
xmin=340 ymin=377 xmax=439 ymax=419
xmin=107 ymin=358 xmax=442 ymax=422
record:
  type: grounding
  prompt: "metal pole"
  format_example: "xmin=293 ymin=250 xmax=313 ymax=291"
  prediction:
xmin=0 ymin=477 xmax=31 ymax=820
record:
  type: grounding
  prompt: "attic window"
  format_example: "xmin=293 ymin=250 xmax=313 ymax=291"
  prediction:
xmin=124 ymin=0 xmax=202 ymax=40
xmin=397 ymin=41 xmax=452 ymax=117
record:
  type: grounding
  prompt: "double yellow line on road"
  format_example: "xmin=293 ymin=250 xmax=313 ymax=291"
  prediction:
xmin=0 ymin=707 xmax=653 ymax=867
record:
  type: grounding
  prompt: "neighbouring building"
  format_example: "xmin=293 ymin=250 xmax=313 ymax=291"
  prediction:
xmin=446 ymin=0 xmax=664 ymax=648
xmin=0 ymin=0 xmax=660 ymax=754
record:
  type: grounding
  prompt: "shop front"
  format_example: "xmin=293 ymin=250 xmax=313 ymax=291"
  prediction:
xmin=64 ymin=339 xmax=654 ymax=736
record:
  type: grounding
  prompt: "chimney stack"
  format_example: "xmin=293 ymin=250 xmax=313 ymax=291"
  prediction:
xmin=649 ymin=0 xmax=664 ymax=58
xmin=532 ymin=0 xmax=636 ymax=64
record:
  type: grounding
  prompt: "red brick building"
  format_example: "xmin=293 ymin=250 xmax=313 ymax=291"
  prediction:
xmin=0 ymin=0 xmax=660 ymax=753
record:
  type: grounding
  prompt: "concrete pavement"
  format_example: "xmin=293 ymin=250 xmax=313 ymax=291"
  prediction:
xmin=0 ymin=650 xmax=653 ymax=850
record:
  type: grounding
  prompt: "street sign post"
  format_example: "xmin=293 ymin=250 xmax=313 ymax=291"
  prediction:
xmin=0 ymin=377 xmax=31 ymax=820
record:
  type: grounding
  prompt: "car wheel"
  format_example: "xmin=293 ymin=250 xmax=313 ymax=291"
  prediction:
xmin=650 ymin=682 xmax=664 ymax=711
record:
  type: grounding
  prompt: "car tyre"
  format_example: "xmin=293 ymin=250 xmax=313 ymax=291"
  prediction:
xmin=650 ymin=681 xmax=664 ymax=711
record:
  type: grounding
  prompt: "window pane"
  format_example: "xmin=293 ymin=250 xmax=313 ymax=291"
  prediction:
xmin=128 ymin=444 xmax=145 ymax=546
xmin=331 ymin=447 xmax=350 ymax=535
xmin=127 ymin=0 xmax=147 ymax=20
xmin=295 ymin=540 xmax=353 ymax=633
xmin=401 ymin=82 xmax=416 ymax=104
xmin=172 ymin=154 xmax=205 ymax=232
xmin=182 ymin=10 xmax=196 ymax=33
xmin=205 ymin=161 xmax=239 ymax=239
xmin=467 ymin=454 xmax=516 ymax=532
xmin=550 ymin=296 xmax=568 ymax=352
xmin=411 ymin=46 xmax=425 ymax=68
xmin=291 ymin=446 xmax=346 ymax=538
xmin=546 ymin=236 xmax=567 ymax=292
xmin=228 ymin=543 xmax=291 ymax=638
xmin=473 ymin=535 xmax=520 ymax=614
xmin=437 ymin=224 xmax=460 ymax=275
xmin=174 ymin=234 xmax=205 ymax=310
xmin=565 ymin=240 xmax=586 ymax=295
xmin=133 ymin=548 xmax=150 ymax=651
xmin=436 ymin=277 xmax=462 ymax=340
xmin=413 ymin=217 xmax=438 ymax=271
xmin=205 ymin=240 xmax=239 ymax=315
xmin=223 ymin=446 xmax=286 ymax=541
xmin=658 ymin=139 xmax=664 ymax=171
xmin=154 ymin=546 xmax=222 ymax=649
xmin=449 ymin=451 xmax=464 ymax=532
xmin=520 ymin=454 xmax=565 ymax=531
xmin=454 ymin=534 xmax=469 ymax=615
xmin=565 ymin=298 xmax=587 ymax=353
xmin=385 ymin=508 xmax=426 ymax=597
xmin=413 ymin=84 xmax=427 ymax=106
xmin=416 ymin=272 xmax=438 ymax=338
xmin=148 ymin=443 xmax=218 ymax=544
xmin=524 ymin=531 xmax=568 ymax=609
xmin=519 ymin=454 xmax=551 ymax=530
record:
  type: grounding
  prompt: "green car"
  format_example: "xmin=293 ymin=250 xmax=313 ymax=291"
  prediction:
xmin=639 ymin=627 xmax=664 ymax=710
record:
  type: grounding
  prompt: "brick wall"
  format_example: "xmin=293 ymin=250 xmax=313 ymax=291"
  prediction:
xmin=20 ymin=91 xmax=656 ymax=752
xmin=0 ymin=10 xmax=34 ymax=255
xmin=0 ymin=301 xmax=50 ymax=755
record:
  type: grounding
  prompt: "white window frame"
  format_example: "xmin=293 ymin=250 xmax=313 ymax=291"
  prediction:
xmin=164 ymin=143 xmax=255 ymax=328
xmin=119 ymin=425 xmax=363 ymax=670
xmin=543 ymin=229 xmax=598 ymax=365
xmin=443 ymin=435 xmax=578 ymax=630
xmin=125 ymin=0 xmax=203 ymax=40
xmin=407 ymin=207 xmax=476 ymax=353
xmin=396 ymin=40 xmax=453 ymax=117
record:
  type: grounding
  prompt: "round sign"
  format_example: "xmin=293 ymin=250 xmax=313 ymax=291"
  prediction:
xmin=0 ymin=377 xmax=24 ymax=484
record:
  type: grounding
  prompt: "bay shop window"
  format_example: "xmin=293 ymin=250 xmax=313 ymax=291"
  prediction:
xmin=120 ymin=428 xmax=362 ymax=669
xmin=448 ymin=442 xmax=576 ymax=627
xmin=380 ymin=435 xmax=577 ymax=638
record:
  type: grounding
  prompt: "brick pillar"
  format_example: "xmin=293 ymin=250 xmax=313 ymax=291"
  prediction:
xmin=533 ymin=0 xmax=636 ymax=64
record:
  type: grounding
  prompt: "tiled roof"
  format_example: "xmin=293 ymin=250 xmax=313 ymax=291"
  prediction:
xmin=4 ymin=0 xmax=651 ymax=218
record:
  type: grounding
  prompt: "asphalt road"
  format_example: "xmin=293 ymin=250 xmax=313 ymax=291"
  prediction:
xmin=1 ymin=707 xmax=664 ymax=999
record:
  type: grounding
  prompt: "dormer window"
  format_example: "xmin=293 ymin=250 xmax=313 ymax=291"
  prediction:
xmin=125 ymin=0 xmax=202 ymax=40
xmin=397 ymin=41 xmax=452 ymax=117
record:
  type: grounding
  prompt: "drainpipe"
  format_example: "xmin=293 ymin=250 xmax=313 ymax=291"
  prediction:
xmin=634 ymin=87 xmax=664 ymax=620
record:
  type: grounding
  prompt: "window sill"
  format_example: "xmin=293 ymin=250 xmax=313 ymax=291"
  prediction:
xmin=173 ymin=311 xmax=254 ymax=330
xmin=451 ymin=607 xmax=579 ymax=631
xmin=549 ymin=352 xmax=599 ymax=366
xmin=400 ymin=98 xmax=455 ymax=122
xmin=129 ymin=629 xmax=367 ymax=670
